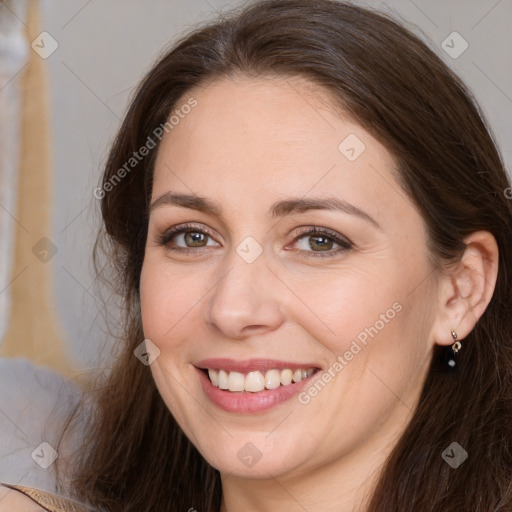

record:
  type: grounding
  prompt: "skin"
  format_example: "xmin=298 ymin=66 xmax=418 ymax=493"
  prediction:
xmin=139 ymin=75 xmax=498 ymax=511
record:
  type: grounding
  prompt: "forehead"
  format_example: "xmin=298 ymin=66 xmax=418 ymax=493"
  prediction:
xmin=151 ymin=75 xmax=409 ymax=224
xmin=155 ymin=75 xmax=358 ymax=168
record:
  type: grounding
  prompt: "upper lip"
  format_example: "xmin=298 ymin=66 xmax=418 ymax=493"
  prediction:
xmin=195 ymin=358 xmax=320 ymax=373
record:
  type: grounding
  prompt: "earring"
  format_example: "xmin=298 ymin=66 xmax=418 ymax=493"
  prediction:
xmin=447 ymin=329 xmax=462 ymax=368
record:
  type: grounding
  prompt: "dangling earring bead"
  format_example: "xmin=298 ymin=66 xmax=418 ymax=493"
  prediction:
xmin=447 ymin=329 xmax=461 ymax=368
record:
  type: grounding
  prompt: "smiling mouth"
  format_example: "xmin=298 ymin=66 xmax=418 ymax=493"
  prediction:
xmin=203 ymin=367 xmax=318 ymax=393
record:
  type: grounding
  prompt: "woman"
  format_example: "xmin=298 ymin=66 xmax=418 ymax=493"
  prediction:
xmin=2 ymin=0 xmax=511 ymax=510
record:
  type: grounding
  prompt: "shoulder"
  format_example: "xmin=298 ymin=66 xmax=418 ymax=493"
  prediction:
xmin=0 ymin=483 xmax=94 ymax=512
xmin=0 ymin=484 xmax=46 ymax=511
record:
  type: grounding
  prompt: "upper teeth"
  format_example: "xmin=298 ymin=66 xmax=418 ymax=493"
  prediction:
xmin=207 ymin=368 xmax=316 ymax=392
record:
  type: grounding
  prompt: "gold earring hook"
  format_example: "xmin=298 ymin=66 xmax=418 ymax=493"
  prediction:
xmin=451 ymin=329 xmax=462 ymax=353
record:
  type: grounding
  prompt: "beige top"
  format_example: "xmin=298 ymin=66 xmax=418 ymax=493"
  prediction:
xmin=0 ymin=483 xmax=94 ymax=512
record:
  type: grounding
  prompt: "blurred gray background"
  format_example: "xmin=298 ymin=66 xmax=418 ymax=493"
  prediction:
xmin=2 ymin=0 xmax=512 ymax=370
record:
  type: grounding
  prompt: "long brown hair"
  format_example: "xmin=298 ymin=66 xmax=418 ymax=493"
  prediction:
xmin=56 ymin=1 xmax=512 ymax=510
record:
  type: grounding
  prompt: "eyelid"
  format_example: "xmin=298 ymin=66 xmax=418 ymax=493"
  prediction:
xmin=287 ymin=226 xmax=353 ymax=259
xmin=291 ymin=225 xmax=352 ymax=247
xmin=158 ymin=222 xmax=220 ymax=246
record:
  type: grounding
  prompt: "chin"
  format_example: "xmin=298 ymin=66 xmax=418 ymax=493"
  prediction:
xmin=195 ymin=432 xmax=313 ymax=479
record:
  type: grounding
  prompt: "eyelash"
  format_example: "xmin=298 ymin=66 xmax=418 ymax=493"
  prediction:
xmin=157 ymin=223 xmax=353 ymax=259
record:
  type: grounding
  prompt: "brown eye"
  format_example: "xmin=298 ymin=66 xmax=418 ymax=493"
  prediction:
xmin=181 ymin=231 xmax=208 ymax=247
xmin=291 ymin=227 xmax=352 ymax=259
xmin=158 ymin=223 xmax=219 ymax=252
xmin=306 ymin=234 xmax=335 ymax=251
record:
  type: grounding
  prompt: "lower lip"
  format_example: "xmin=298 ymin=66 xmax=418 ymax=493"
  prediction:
xmin=196 ymin=368 xmax=316 ymax=413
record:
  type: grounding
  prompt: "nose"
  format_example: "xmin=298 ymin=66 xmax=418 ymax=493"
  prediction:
xmin=204 ymin=246 xmax=285 ymax=340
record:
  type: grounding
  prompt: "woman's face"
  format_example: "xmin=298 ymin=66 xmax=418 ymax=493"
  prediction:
xmin=140 ymin=75 xmax=443 ymax=481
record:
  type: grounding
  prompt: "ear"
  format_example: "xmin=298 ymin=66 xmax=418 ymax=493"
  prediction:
xmin=431 ymin=230 xmax=499 ymax=346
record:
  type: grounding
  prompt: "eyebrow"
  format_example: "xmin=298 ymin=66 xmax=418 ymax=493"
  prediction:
xmin=149 ymin=191 xmax=381 ymax=229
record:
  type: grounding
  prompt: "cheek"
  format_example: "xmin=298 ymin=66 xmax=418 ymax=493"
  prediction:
xmin=292 ymin=267 xmax=425 ymax=398
xmin=294 ymin=286 xmax=426 ymax=440
xmin=139 ymin=261 xmax=199 ymax=422
xmin=288 ymin=266 xmax=403 ymax=351
xmin=139 ymin=259 xmax=202 ymax=344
